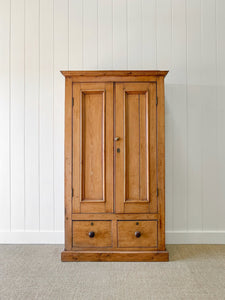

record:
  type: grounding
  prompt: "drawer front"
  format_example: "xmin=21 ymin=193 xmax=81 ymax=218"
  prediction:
xmin=73 ymin=221 xmax=112 ymax=248
xmin=118 ymin=220 xmax=157 ymax=248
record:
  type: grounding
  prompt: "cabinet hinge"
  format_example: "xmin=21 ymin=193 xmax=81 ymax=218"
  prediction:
xmin=72 ymin=188 xmax=74 ymax=198
xmin=156 ymin=96 xmax=158 ymax=106
xmin=72 ymin=97 xmax=74 ymax=106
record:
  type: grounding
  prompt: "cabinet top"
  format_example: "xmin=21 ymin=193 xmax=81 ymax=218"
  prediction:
xmin=61 ymin=70 xmax=168 ymax=77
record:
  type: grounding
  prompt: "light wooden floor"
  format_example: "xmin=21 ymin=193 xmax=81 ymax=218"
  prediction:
xmin=0 ymin=245 xmax=225 ymax=299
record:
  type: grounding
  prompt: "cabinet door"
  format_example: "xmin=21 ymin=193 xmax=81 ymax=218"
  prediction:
xmin=115 ymin=82 xmax=157 ymax=213
xmin=72 ymin=83 xmax=113 ymax=213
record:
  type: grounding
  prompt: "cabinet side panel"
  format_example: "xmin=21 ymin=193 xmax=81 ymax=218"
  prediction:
xmin=157 ymin=76 xmax=166 ymax=250
xmin=149 ymin=83 xmax=157 ymax=213
xmin=65 ymin=77 xmax=73 ymax=250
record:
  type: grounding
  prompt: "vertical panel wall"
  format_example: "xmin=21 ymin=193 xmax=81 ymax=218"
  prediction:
xmin=24 ymin=0 xmax=40 ymax=231
xmin=0 ymin=0 xmax=11 ymax=232
xmin=0 ymin=0 xmax=225 ymax=243
xmin=10 ymin=0 xmax=25 ymax=231
xmin=39 ymin=0 xmax=54 ymax=233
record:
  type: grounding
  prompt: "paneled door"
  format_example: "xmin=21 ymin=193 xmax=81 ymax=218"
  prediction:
xmin=72 ymin=83 xmax=114 ymax=213
xmin=115 ymin=82 xmax=158 ymax=213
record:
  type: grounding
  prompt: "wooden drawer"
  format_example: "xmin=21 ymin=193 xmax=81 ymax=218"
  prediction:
xmin=117 ymin=220 xmax=157 ymax=248
xmin=73 ymin=221 xmax=112 ymax=248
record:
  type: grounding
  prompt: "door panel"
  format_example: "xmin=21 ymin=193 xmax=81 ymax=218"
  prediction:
xmin=73 ymin=83 xmax=113 ymax=213
xmin=125 ymin=92 xmax=147 ymax=201
xmin=115 ymin=82 xmax=157 ymax=213
xmin=82 ymin=92 xmax=104 ymax=201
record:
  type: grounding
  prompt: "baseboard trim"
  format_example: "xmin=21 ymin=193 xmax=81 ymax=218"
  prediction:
xmin=0 ymin=231 xmax=225 ymax=244
xmin=166 ymin=231 xmax=225 ymax=244
xmin=0 ymin=231 xmax=64 ymax=244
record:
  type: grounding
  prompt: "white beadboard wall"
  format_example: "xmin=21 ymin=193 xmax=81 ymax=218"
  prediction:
xmin=0 ymin=0 xmax=225 ymax=244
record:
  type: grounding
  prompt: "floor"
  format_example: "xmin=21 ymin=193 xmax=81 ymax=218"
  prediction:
xmin=0 ymin=245 xmax=225 ymax=300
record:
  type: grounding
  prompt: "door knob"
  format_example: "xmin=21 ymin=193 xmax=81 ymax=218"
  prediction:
xmin=135 ymin=231 xmax=141 ymax=238
xmin=89 ymin=231 xmax=95 ymax=238
xmin=114 ymin=137 xmax=120 ymax=141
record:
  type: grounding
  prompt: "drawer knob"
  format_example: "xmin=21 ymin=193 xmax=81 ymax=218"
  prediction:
xmin=89 ymin=231 xmax=95 ymax=238
xmin=135 ymin=231 xmax=141 ymax=238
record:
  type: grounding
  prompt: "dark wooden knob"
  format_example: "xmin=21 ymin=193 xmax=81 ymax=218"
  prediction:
xmin=135 ymin=231 xmax=141 ymax=238
xmin=89 ymin=231 xmax=95 ymax=238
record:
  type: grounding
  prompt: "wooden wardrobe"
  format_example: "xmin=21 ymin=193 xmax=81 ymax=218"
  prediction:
xmin=61 ymin=71 xmax=169 ymax=262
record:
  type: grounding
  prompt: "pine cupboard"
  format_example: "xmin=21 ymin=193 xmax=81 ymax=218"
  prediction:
xmin=61 ymin=71 xmax=169 ymax=262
